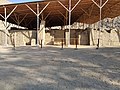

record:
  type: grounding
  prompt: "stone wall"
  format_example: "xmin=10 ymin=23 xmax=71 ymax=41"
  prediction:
xmin=0 ymin=29 xmax=90 ymax=46
xmin=7 ymin=30 xmax=36 ymax=46
xmin=45 ymin=29 xmax=90 ymax=45
xmin=0 ymin=20 xmax=5 ymax=45
xmin=45 ymin=30 xmax=54 ymax=45
xmin=0 ymin=28 xmax=119 ymax=46
xmin=90 ymin=29 xmax=120 ymax=46
xmin=0 ymin=30 xmax=5 ymax=45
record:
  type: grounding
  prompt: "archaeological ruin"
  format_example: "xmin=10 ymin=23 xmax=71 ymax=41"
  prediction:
xmin=0 ymin=0 xmax=120 ymax=48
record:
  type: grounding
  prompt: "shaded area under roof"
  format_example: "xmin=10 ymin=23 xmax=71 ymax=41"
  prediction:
xmin=0 ymin=0 xmax=120 ymax=29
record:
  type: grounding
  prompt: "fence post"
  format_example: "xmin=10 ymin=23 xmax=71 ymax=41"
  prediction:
xmin=75 ymin=38 xmax=78 ymax=50
xmin=61 ymin=39 xmax=63 ymax=50
xmin=96 ymin=39 xmax=99 ymax=49
xmin=41 ymin=39 xmax=43 ymax=48
xmin=13 ymin=32 xmax=16 ymax=50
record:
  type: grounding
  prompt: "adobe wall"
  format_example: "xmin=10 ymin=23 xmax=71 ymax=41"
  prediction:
xmin=0 ymin=28 xmax=119 ymax=46
xmin=90 ymin=29 xmax=120 ymax=46
xmin=0 ymin=20 xmax=6 ymax=45
xmin=7 ymin=30 xmax=36 ymax=46
xmin=45 ymin=29 xmax=90 ymax=45
xmin=0 ymin=29 xmax=90 ymax=46
xmin=44 ymin=30 xmax=64 ymax=45
xmin=0 ymin=30 xmax=5 ymax=45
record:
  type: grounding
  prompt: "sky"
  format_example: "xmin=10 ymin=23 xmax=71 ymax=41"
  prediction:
xmin=9 ymin=0 xmax=40 ymax=3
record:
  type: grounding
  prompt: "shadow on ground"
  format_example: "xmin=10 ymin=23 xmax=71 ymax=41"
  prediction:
xmin=0 ymin=46 xmax=120 ymax=90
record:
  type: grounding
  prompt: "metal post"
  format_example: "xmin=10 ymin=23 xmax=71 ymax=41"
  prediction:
xmin=37 ymin=3 xmax=39 ymax=46
xmin=61 ymin=39 xmax=63 ymax=50
xmin=4 ymin=7 xmax=7 ymax=46
xmin=3 ymin=6 xmax=17 ymax=46
xmin=58 ymin=0 xmax=81 ymax=46
xmin=75 ymin=38 xmax=78 ymax=50
xmin=68 ymin=0 xmax=71 ymax=46
xmin=14 ymin=32 xmax=16 ymax=50
xmin=75 ymin=31 xmax=78 ymax=50
xmin=97 ymin=0 xmax=102 ymax=49
xmin=26 ymin=3 xmax=50 ymax=46
xmin=17 ymin=15 xmax=20 ymax=29
xmin=92 ymin=0 xmax=109 ymax=49
xmin=41 ymin=39 xmax=43 ymax=48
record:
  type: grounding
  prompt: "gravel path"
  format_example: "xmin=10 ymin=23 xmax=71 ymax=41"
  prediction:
xmin=0 ymin=46 xmax=120 ymax=90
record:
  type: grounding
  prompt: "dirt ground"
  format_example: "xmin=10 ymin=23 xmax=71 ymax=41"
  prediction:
xmin=0 ymin=46 xmax=120 ymax=90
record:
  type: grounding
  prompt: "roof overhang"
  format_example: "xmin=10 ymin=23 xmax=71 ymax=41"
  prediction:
xmin=0 ymin=0 xmax=120 ymax=28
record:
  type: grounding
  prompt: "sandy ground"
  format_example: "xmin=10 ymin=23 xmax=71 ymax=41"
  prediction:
xmin=0 ymin=45 xmax=120 ymax=90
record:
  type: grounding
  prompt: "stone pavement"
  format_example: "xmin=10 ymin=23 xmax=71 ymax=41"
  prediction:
xmin=0 ymin=46 xmax=120 ymax=90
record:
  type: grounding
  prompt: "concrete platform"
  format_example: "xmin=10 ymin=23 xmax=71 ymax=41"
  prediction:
xmin=0 ymin=46 xmax=120 ymax=90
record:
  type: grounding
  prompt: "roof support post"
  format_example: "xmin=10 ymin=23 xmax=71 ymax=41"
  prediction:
xmin=98 ymin=0 xmax=102 ymax=49
xmin=58 ymin=1 xmax=69 ymax=12
xmin=19 ymin=14 xmax=28 ymax=25
xmin=26 ymin=2 xmax=50 ymax=46
xmin=58 ymin=0 xmax=82 ymax=46
xmin=44 ymin=12 xmax=51 ymax=20
xmin=10 ymin=14 xmax=27 ymax=31
xmin=38 ymin=2 xmax=50 ymax=16
xmin=4 ymin=6 xmax=7 ymax=46
xmin=71 ymin=0 xmax=81 ymax=12
xmin=17 ymin=15 xmax=20 ymax=29
xmin=25 ymin=4 xmax=37 ymax=16
xmin=0 ymin=14 xmax=5 ymax=19
xmin=92 ymin=0 xmax=109 ymax=49
xmin=37 ymin=3 xmax=39 ymax=46
xmin=3 ymin=5 xmax=18 ymax=46
xmin=24 ymin=18 xmax=34 ymax=27
xmin=6 ymin=5 xmax=18 ymax=19
xmin=68 ymin=0 xmax=72 ymax=46
xmin=57 ymin=10 xmax=67 ymax=20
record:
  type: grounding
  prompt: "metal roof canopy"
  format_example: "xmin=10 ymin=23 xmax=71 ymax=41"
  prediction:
xmin=0 ymin=0 xmax=120 ymax=28
xmin=0 ymin=0 xmax=120 ymax=46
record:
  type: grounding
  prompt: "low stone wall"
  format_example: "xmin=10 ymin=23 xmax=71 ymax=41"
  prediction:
xmin=44 ymin=29 xmax=90 ymax=45
xmin=0 ymin=29 xmax=119 ymax=46
xmin=0 ymin=29 xmax=92 ymax=46
xmin=8 ymin=30 xmax=36 ymax=46
xmin=45 ymin=30 xmax=54 ymax=45
xmin=0 ymin=30 xmax=5 ymax=45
